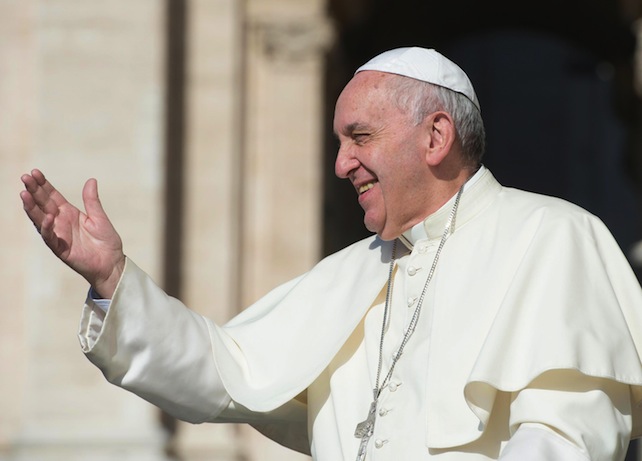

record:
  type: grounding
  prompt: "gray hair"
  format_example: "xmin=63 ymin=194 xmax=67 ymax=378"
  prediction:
xmin=387 ymin=75 xmax=486 ymax=168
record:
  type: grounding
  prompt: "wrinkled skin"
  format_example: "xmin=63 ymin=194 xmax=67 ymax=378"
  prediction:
xmin=334 ymin=71 xmax=462 ymax=240
xmin=20 ymin=169 xmax=125 ymax=298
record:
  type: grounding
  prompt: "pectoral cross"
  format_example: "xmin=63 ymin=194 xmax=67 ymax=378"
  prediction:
xmin=354 ymin=400 xmax=377 ymax=461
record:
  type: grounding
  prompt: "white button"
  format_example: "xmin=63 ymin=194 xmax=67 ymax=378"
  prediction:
xmin=378 ymin=408 xmax=389 ymax=417
xmin=407 ymin=266 xmax=419 ymax=276
xmin=388 ymin=382 xmax=398 ymax=392
xmin=407 ymin=296 xmax=417 ymax=307
xmin=374 ymin=439 xmax=387 ymax=449
xmin=418 ymin=245 xmax=428 ymax=254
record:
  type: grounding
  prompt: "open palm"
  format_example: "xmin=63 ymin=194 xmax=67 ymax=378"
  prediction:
xmin=20 ymin=169 xmax=126 ymax=298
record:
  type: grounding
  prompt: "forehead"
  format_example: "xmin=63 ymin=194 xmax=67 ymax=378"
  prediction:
xmin=337 ymin=71 xmax=392 ymax=105
xmin=333 ymin=71 xmax=403 ymax=131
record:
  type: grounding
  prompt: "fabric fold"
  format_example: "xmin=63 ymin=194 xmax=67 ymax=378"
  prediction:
xmin=210 ymin=236 xmax=394 ymax=411
xmin=424 ymin=193 xmax=642 ymax=448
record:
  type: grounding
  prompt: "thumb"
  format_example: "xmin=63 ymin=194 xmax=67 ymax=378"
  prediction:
xmin=82 ymin=178 xmax=108 ymax=219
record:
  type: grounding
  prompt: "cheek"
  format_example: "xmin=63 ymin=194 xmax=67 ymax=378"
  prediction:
xmin=380 ymin=161 xmax=426 ymax=210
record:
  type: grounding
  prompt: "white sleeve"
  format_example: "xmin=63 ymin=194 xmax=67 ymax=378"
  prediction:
xmin=500 ymin=424 xmax=589 ymax=460
xmin=77 ymin=289 xmax=110 ymax=352
xmin=499 ymin=371 xmax=632 ymax=461
xmin=77 ymin=295 xmax=109 ymax=351
xmin=78 ymin=259 xmax=310 ymax=454
xmin=87 ymin=287 xmax=110 ymax=313
xmin=78 ymin=259 xmax=233 ymax=424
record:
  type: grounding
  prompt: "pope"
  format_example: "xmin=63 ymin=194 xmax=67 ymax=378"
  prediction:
xmin=21 ymin=47 xmax=642 ymax=460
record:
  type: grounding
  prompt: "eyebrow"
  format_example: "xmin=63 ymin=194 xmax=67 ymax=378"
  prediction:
xmin=334 ymin=122 xmax=370 ymax=138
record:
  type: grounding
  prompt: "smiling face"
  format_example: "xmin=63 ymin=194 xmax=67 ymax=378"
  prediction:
xmin=334 ymin=71 xmax=437 ymax=240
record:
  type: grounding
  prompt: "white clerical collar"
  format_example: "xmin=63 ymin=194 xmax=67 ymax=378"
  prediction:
xmin=400 ymin=165 xmax=488 ymax=248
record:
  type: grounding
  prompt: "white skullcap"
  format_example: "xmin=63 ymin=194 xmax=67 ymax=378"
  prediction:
xmin=355 ymin=47 xmax=480 ymax=111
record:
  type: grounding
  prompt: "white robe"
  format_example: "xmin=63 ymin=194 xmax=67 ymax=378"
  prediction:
xmin=79 ymin=168 xmax=642 ymax=460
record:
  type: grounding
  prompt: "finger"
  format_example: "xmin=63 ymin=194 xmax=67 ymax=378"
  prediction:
xmin=21 ymin=172 xmax=55 ymax=220
xmin=32 ymin=169 xmax=62 ymax=201
xmin=39 ymin=213 xmax=56 ymax=241
xmin=38 ymin=212 xmax=67 ymax=257
xmin=82 ymin=178 xmax=107 ymax=220
xmin=21 ymin=169 xmax=50 ymax=196
xmin=30 ymin=168 xmax=47 ymax=186
xmin=20 ymin=189 xmax=47 ymax=228
xmin=24 ymin=169 xmax=67 ymax=209
xmin=21 ymin=172 xmax=39 ymax=193
xmin=21 ymin=187 xmax=57 ymax=246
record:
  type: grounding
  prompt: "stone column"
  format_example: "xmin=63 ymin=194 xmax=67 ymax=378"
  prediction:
xmin=170 ymin=0 xmax=244 ymax=459
xmin=240 ymin=4 xmax=332 ymax=307
xmin=1 ymin=1 xmax=168 ymax=459
xmin=173 ymin=0 xmax=333 ymax=459
xmin=234 ymin=1 xmax=333 ymax=460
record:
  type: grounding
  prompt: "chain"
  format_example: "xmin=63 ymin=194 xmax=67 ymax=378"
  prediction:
xmin=373 ymin=184 xmax=465 ymax=400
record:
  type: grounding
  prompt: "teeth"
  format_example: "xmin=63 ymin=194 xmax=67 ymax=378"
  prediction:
xmin=359 ymin=182 xmax=375 ymax=194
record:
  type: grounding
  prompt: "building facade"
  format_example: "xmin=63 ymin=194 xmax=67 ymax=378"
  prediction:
xmin=2 ymin=1 xmax=642 ymax=460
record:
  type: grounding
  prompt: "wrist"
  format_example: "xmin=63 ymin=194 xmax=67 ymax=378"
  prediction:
xmin=91 ymin=255 xmax=126 ymax=299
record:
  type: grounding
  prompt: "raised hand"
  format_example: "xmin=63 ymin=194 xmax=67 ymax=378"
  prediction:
xmin=20 ymin=169 xmax=126 ymax=298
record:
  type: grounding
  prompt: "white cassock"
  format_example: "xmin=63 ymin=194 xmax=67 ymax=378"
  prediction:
xmin=79 ymin=167 xmax=642 ymax=460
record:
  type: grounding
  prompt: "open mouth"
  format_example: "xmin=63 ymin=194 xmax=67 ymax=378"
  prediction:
xmin=358 ymin=181 xmax=377 ymax=194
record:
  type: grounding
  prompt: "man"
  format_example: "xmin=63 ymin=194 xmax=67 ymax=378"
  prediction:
xmin=20 ymin=47 xmax=642 ymax=460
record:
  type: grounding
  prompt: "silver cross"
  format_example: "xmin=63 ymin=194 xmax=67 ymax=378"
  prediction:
xmin=354 ymin=400 xmax=377 ymax=461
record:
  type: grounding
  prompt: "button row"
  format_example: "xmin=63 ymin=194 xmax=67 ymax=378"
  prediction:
xmin=371 ymin=382 xmax=402 ymax=451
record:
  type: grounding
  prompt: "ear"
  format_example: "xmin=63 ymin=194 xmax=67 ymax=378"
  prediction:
xmin=423 ymin=111 xmax=456 ymax=167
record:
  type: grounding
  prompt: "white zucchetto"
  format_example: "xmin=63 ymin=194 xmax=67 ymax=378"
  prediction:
xmin=356 ymin=47 xmax=480 ymax=111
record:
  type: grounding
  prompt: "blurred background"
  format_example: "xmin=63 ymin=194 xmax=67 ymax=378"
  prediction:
xmin=2 ymin=0 xmax=642 ymax=460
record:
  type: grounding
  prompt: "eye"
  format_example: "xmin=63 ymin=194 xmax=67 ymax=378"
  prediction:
xmin=352 ymin=133 xmax=369 ymax=145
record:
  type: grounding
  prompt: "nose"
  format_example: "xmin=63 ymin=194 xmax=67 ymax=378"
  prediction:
xmin=335 ymin=144 xmax=359 ymax=179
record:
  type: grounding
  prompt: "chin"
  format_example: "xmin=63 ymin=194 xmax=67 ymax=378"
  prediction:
xmin=365 ymin=215 xmax=398 ymax=240
xmin=377 ymin=231 xmax=401 ymax=241
xmin=372 ymin=225 xmax=400 ymax=241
